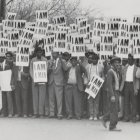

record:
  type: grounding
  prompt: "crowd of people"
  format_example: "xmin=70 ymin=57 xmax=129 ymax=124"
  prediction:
xmin=0 ymin=41 xmax=140 ymax=131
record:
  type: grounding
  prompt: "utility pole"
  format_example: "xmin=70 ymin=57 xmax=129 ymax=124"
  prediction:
xmin=0 ymin=0 xmax=6 ymax=22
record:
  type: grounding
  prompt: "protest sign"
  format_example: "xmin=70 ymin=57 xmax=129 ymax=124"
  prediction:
xmin=75 ymin=16 xmax=86 ymax=25
xmin=0 ymin=38 xmax=9 ymax=56
xmin=16 ymin=45 xmax=30 ymax=66
xmin=25 ymin=22 xmax=36 ymax=32
xmin=93 ymin=20 xmax=108 ymax=36
xmin=133 ymin=15 xmax=140 ymax=24
xmin=133 ymin=37 xmax=140 ymax=58
xmin=2 ymin=20 xmax=15 ymax=32
xmin=47 ymin=24 xmax=55 ymax=35
xmin=34 ymin=27 xmax=47 ymax=39
xmin=108 ymin=21 xmax=120 ymax=38
xmin=116 ymin=37 xmax=130 ymax=58
xmin=0 ymin=70 xmax=12 ymax=91
xmin=44 ymin=34 xmax=55 ymax=56
xmin=109 ymin=17 xmax=127 ymax=22
xmin=70 ymin=24 xmax=78 ymax=33
xmin=71 ymin=34 xmax=85 ymax=56
xmin=8 ymin=40 xmax=19 ymax=52
xmin=6 ymin=12 xmax=16 ymax=20
xmin=127 ymin=23 xmax=140 ymax=39
xmin=99 ymin=34 xmax=113 ymax=60
xmin=54 ymin=31 xmax=67 ymax=52
xmin=53 ymin=15 xmax=66 ymax=26
xmin=36 ymin=10 xmax=48 ymax=20
xmin=19 ymin=29 xmax=34 ymax=46
xmin=85 ymin=74 xmax=104 ymax=99
xmin=36 ymin=20 xmax=49 ymax=28
xmin=78 ymin=24 xmax=90 ymax=36
xmin=7 ymin=31 xmax=19 ymax=40
xmin=119 ymin=22 xmax=129 ymax=37
xmin=77 ymin=18 xmax=88 ymax=28
xmin=33 ymin=61 xmax=47 ymax=83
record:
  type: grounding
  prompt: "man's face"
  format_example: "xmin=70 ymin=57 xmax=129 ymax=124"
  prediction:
xmin=71 ymin=59 xmax=77 ymax=67
xmin=122 ymin=60 xmax=128 ymax=66
xmin=36 ymin=51 xmax=42 ymax=59
xmin=113 ymin=60 xmax=120 ymax=71
xmin=6 ymin=54 xmax=12 ymax=62
xmin=38 ymin=43 xmax=44 ymax=49
xmin=52 ymin=52 xmax=59 ymax=60
xmin=128 ymin=57 xmax=134 ymax=66
xmin=88 ymin=55 xmax=98 ymax=65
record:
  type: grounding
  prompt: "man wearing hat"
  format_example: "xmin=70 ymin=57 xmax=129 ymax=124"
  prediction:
xmin=102 ymin=56 xmax=121 ymax=131
xmin=0 ymin=52 xmax=14 ymax=117
xmin=86 ymin=52 xmax=104 ymax=121
xmin=48 ymin=49 xmax=69 ymax=119
xmin=65 ymin=57 xmax=87 ymax=120
xmin=30 ymin=47 xmax=48 ymax=118
xmin=120 ymin=54 xmax=139 ymax=122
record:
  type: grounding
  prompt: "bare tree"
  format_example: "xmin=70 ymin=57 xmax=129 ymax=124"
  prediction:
xmin=6 ymin=0 xmax=102 ymax=25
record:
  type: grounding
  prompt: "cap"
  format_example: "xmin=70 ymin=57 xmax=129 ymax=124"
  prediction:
xmin=110 ymin=56 xmax=121 ymax=64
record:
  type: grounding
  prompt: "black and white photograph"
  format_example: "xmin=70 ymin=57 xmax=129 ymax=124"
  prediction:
xmin=0 ymin=0 xmax=140 ymax=140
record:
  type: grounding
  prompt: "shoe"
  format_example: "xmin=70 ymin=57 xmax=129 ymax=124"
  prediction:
xmin=58 ymin=116 xmax=63 ymax=120
xmin=109 ymin=127 xmax=122 ymax=131
xmin=14 ymin=114 xmax=21 ymax=118
xmin=0 ymin=114 xmax=5 ymax=117
xmin=93 ymin=117 xmax=98 ymax=121
xmin=32 ymin=114 xmax=39 ymax=118
xmin=23 ymin=115 xmax=28 ymax=118
xmin=49 ymin=115 xmax=55 ymax=118
xmin=76 ymin=116 xmax=81 ymax=120
xmin=89 ymin=116 xmax=94 ymax=121
xmin=28 ymin=114 xmax=32 ymax=117
xmin=39 ymin=115 xmax=45 ymax=119
xmin=8 ymin=114 xmax=13 ymax=118
xmin=132 ymin=118 xmax=136 ymax=123
xmin=102 ymin=119 xmax=107 ymax=128
xmin=67 ymin=115 xmax=73 ymax=120
xmin=123 ymin=118 xmax=130 ymax=122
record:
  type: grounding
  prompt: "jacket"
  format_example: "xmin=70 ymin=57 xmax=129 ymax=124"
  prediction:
xmin=120 ymin=64 xmax=139 ymax=93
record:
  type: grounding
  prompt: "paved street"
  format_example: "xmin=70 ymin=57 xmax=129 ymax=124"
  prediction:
xmin=0 ymin=118 xmax=139 ymax=140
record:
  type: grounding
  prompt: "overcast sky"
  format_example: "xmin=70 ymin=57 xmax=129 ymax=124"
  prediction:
xmin=80 ymin=0 xmax=140 ymax=21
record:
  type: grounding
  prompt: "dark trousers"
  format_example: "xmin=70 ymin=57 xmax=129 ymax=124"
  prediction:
xmin=101 ymin=90 xmax=109 ymax=115
xmin=65 ymin=84 xmax=82 ymax=117
xmin=103 ymin=93 xmax=119 ymax=129
xmin=124 ymin=82 xmax=137 ymax=120
xmin=28 ymin=82 xmax=33 ymax=115
xmin=15 ymin=82 xmax=28 ymax=115
xmin=1 ymin=91 xmax=13 ymax=116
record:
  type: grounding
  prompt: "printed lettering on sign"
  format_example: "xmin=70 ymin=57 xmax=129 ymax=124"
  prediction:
xmin=33 ymin=61 xmax=48 ymax=83
xmin=53 ymin=15 xmax=66 ymax=26
xmin=0 ymin=38 xmax=9 ymax=56
xmin=116 ymin=37 xmax=130 ymax=58
xmin=133 ymin=38 xmax=140 ymax=58
xmin=36 ymin=10 xmax=48 ymax=20
xmin=85 ymin=74 xmax=104 ymax=99
xmin=99 ymin=34 xmax=113 ymax=60
xmin=44 ymin=35 xmax=55 ymax=56
xmin=16 ymin=45 xmax=30 ymax=66
xmin=6 ymin=12 xmax=16 ymax=20
xmin=133 ymin=15 xmax=140 ymax=24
